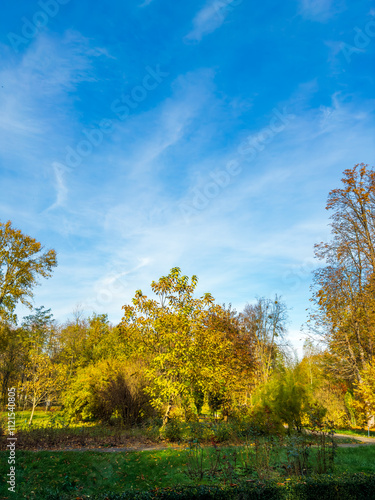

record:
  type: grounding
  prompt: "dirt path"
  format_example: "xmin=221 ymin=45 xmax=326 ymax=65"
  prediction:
xmin=333 ymin=433 xmax=375 ymax=447
xmin=43 ymin=445 xmax=174 ymax=453
xmin=27 ymin=435 xmax=375 ymax=452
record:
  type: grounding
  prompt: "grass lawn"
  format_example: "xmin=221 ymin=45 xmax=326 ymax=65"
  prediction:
xmin=1 ymin=409 xmax=89 ymax=428
xmin=335 ymin=446 xmax=375 ymax=474
xmin=2 ymin=409 xmax=52 ymax=427
xmin=1 ymin=410 xmax=161 ymax=450
xmin=1 ymin=444 xmax=375 ymax=499
xmin=0 ymin=448 xmax=196 ymax=499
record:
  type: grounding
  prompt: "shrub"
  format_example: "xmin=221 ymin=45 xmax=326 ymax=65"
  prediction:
xmin=62 ymin=359 xmax=154 ymax=425
xmin=87 ymin=473 xmax=375 ymax=499
xmin=248 ymin=404 xmax=285 ymax=436
xmin=163 ymin=419 xmax=184 ymax=442
xmin=312 ymin=383 xmax=348 ymax=428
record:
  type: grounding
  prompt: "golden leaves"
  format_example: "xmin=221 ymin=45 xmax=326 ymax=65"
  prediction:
xmin=120 ymin=269 xmax=254 ymax=414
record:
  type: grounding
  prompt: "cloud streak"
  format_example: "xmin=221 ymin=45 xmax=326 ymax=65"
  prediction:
xmin=298 ymin=0 xmax=337 ymax=21
xmin=185 ymin=0 xmax=242 ymax=42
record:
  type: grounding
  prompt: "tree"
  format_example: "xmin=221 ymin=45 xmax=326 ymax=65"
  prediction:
xmin=0 ymin=221 xmax=57 ymax=322
xmin=310 ymin=164 xmax=375 ymax=383
xmin=0 ymin=324 xmax=28 ymax=405
xmin=353 ymin=360 xmax=375 ymax=426
xmin=300 ymin=342 xmax=349 ymax=427
xmin=265 ymin=366 xmax=309 ymax=434
xmin=22 ymin=351 xmax=65 ymax=424
xmin=240 ymin=296 xmax=289 ymax=384
xmin=58 ymin=312 xmax=118 ymax=375
xmin=120 ymin=268 xmax=254 ymax=425
xmin=22 ymin=306 xmax=57 ymax=356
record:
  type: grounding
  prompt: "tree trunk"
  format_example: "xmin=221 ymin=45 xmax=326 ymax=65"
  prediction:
xmin=162 ymin=397 xmax=173 ymax=426
xmin=28 ymin=396 xmax=37 ymax=425
xmin=344 ymin=331 xmax=362 ymax=383
xmin=353 ymin=319 xmax=367 ymax=369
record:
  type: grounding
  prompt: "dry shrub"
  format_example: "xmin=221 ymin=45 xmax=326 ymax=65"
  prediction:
xmin=63 ymin=359 xmax=154 ymax=426
xmin=96 ymin=367 xmax=154 ymax=426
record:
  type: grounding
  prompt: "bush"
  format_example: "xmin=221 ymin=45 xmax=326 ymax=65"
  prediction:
xmin=62 ymin=359 xmax=154 ymax=425
xmin=161 ymin=418 xmax=286 ymax=444
xmin=88 ymin=473 xmax=375 ymax=499
xmin=163 ymin=419 xmax=184 ymax=442
xmin=15 ymin=474 xmax=375 ymax=499
xmin=248 ymin=405 xmax=285 ymax=436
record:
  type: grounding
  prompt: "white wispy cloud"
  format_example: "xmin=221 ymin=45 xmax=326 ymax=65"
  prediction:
xmin=0 ymin=30 xmax=114 ymax=214
xmin=297 ymin=0 xmax=339 ymax=21
xmin=0 ymin=30 xmax=110 ymax=165
xmin=139 ymin=0 xmax=154 ymax=6
xmin=46 ymin=162 xmax=69 ymax=212
xmin=185 ymin=0 xmax=239 ymax=42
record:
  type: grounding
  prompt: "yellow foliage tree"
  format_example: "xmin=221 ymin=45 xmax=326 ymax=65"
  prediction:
xmin=120 ymin=268 xmax=254 ymax=425
xmin=0 ymin=221 xmax=57 ymax=322
xmin=353 ymin=360 xmax=375 ymax=426
xmin=311 ymin=164 xmax=375 ymax=383
xmin=22 ymin=351 xmax=65 ymax=425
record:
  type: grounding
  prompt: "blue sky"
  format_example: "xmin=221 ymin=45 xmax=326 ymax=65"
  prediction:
xmin=1 ymin=0 xmax=374 ymax=354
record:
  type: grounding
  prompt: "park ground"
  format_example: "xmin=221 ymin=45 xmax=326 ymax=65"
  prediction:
xmin=1 ymin=410 xmax=375 ymax=499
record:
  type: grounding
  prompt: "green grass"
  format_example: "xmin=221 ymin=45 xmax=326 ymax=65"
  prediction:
xmin=335 ymin=427 xmax=375 ymax=439
xmin=0 ymin=448 xmax=197 ymax=499
xmin=335 ymin=446 xmax=375 ymax=474
xmin=1 ymin=409 xmax=93 ymax=429
xmin=1 ymin=443 xmax=375 ymax=499
xmin=2 ymin=409 xmax=52 ymax=427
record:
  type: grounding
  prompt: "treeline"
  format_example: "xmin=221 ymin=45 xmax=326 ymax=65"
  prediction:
xmin=0 ymin=281 xmax=291 ymax=426
xmin=0 ymin=164 xmax=374 ymax=430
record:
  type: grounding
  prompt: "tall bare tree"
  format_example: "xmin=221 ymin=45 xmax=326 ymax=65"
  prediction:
xmin=240 ymin=295 xmax=288 ymax=384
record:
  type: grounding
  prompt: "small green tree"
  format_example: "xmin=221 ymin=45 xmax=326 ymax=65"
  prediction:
xmin=261 ymin=367 xmax=310 ymax=433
